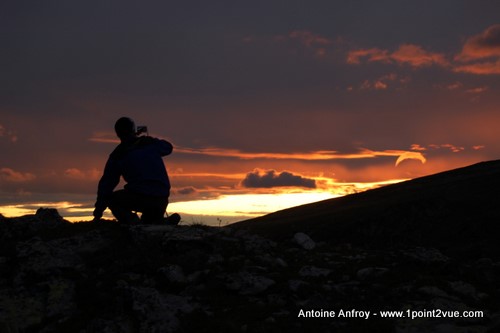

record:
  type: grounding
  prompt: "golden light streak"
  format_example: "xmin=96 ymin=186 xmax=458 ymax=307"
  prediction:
xmin=170 ymin=177 xmax=408 ymax=218
xmin=170 ymin=172 xmax=246 ymax=179
xmin=0 ymin=205 xmax=34 ymax=217
xmin=88 ymin=132 xmax=119 ymax=144
xmin=0 ymin=177 xmax=408 ymax=223
xmin=0 ymin=201 xmax=98 ymax=222
xmin=175 ymin=146 xmax=426 ymax=163
xmin=170 ymin=192 xmax=339 ymax=218
xmin=88 ymin=133 xmax=426 ymax=164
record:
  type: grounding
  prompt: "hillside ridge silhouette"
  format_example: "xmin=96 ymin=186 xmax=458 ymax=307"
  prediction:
xmin=231 ymin=160 xmax=500 ymax=259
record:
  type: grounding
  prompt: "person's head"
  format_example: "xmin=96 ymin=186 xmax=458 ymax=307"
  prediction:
xmin=114 ymin=117 xmax=136 ymax=140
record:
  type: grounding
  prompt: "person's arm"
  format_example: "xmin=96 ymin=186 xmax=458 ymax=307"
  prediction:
xmin=93 ymin=157 xmax=121 ymax=221
xmin=153 ymin=137 xmax=173 ymax=157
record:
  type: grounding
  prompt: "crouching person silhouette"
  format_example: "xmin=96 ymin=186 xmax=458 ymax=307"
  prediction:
xmin=93 ymin=117 xmax=180 ymax=225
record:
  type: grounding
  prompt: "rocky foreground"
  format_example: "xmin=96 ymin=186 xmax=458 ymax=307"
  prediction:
xmin=0 ymin=208 xmax=499 ymax=332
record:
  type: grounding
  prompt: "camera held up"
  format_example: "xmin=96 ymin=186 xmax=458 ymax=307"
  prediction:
xmin=136 ymin=126 xmax=148 ymax=136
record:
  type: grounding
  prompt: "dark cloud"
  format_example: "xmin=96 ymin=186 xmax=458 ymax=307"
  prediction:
xmin=347 ymin=44 xmax=449 ymax=68
xmin=454 ymin=24 xmax=500 ymax=75
xmin=453 ymin=59 xmax=500 ymax=75
xmin=0 ymin=124 xmax=18 ymax=143
xmin=242 ymin=169 xmax=316 ymax=189
xmin=456 ymin=24 xmax=500 ymax=61
xmin=0 ymin=168 xmax=35 ymax=183
xmin=175 ymin=186 xmax=198 ymax=195
xmin=347 ymin=25 xmax=500 ymax=75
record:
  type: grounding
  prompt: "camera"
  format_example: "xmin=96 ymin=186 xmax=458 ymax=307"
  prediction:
xmin=136 ymin=126 xmax=148 ymax=136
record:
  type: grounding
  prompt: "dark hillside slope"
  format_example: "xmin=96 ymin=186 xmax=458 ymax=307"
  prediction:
xmin=231 ymin=160 xmax=500 ymax=259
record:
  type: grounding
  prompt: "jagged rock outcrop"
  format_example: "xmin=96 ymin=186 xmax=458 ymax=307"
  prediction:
xmin=0 ymin=209 xmax=498 ymax=332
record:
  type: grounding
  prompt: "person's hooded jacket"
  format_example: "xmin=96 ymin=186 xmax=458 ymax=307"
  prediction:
xmin=94 ymin=136 xmax=173 ymax=217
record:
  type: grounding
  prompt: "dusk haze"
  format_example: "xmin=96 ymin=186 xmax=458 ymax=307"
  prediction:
xmin=1 ymin=1 xmax=500 ymax=223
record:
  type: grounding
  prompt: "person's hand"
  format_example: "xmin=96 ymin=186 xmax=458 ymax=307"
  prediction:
xmin=93 ymin=199 xmax=107 ymax=223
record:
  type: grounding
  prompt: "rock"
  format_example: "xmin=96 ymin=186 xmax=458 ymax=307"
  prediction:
xmin=288 ymin=279 xmax=308 ymax=292
xmin=207 ymin=254 xmax=224 ymax=264
xmin=0 ymin=288 xmax=44 ymax=331
xmin=356 ymin=267 xmax=389 ymax=280
xmin=275 ymin=257 xmax=288 ymax=267
xmin=402 ymin=247 xmax=449 ymax=263
xmin=257 ymin=254 xmax=288 ymax=268
xmin=417 ymin=286 xmax=452 ymax=299
xmin=476 ymin=258 xmax=493 ymax=268
xmin=159 ymin=265 xmax=187 ymax=284
xmin=45 ymin=279 xmax=76 ymax=318
xmin=449 ymin=281 xmax=481 ymax=300
xmin=35 ymin=207 xmax=65 ymax=225
xmin=224 ymin=271 xmax=275 ymax=295
xmin=1 ymin=212 xmax=499 ymax=332
xmin=15 ymin=236 xmax=82 ymax=278
xmin=241 ymin=232 xmax=277 ymax=253
xmin=333 ymin=281 xmax=360 ymax=295
xmin=293 ymin=232 xmax=316 ymax=250
xmin=298 ymin=265 xmax=332 ymax=277
xmin=80 ymin=317 xmax=132 ymax=333
xmin=0 ymin=209 xmax=69 ymax=245
xmin=129 ymin=286 xmax=196 ymax=333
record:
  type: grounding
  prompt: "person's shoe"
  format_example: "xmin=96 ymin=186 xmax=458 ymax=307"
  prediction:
xmin=165 ymin=213 xmax=181 ymax=225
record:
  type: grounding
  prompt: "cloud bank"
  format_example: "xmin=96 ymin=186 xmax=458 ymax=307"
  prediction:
xmin=454 ymin=24 xmax=500 ymax=75
xmin=0 ymin=168 xmax=36 ymax=182
xmin=241 ymin=169 xmax=316 ymax=189
xmin=347 ymin=24 xmax=500 ymax=75
xmin=347 ymin=44 xmax=448 ymax=68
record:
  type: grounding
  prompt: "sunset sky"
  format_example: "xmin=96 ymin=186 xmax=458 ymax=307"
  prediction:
xmin=1 ymin=1 xmax=500 ymax=224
